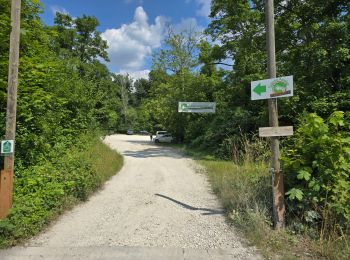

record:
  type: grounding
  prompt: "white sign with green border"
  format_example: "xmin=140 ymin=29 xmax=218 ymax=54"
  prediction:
xmin=251 ymin=76 xmax=293 ymax=101
xmin=178 ymin=102 xmax=216 ymax=113
xmin=1 ymin=140 xmax=14 ymax=156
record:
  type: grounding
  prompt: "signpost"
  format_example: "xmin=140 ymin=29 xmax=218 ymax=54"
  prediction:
xmin=251 ymin=76 xmax=293 ymax=101
xmin=178 ymin=102 xmax=216 ymax=113
xmin=250 ymin=0 xmax=290 ymax=230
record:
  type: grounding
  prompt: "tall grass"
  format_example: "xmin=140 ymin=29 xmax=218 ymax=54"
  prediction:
xmin=190 ymin=134 xmax=349 ymax=259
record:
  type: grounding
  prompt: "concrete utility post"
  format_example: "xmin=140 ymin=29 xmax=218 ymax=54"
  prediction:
xmin=265 ymin=0 xmax=285 ymax=229
xmin=0 ymin=0 xmax=21 ymax=219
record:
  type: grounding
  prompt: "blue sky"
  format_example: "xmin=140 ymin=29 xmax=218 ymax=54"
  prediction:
xmin=39 ymin=0 xmax=212 ymax=79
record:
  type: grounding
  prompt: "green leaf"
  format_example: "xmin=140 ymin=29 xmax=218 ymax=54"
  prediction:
xmin=20 ymin=29 xmax=28 ymax=35
xmin=297 ymin=169 xmax=311 ymax=181
xmin=286 ymin=188 xmax=303 ymax=201
xmin=329 ymin=111 xmax=345 ymax=126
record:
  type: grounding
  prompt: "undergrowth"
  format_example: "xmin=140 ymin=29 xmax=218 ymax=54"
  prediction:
xmin=185 ymin=133 xmax=350 ymax=260
xmin=0 ymin=134 xmax=123 ymax=248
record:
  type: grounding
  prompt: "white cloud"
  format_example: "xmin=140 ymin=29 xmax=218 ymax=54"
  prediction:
xmin=102 ymin=7 xmax=166 ymax=72
xmin=50 ymin=5 xmax=69 ymax=15
xmin=197 ymin=0 xmax=211 ymax=17
xmin=119 ymin=69 xmax=150 ymax=80
xmin=173 ymin=18 xmax=204 ymax=34
xmin=187 ymin=0 xmax=211 ymax=18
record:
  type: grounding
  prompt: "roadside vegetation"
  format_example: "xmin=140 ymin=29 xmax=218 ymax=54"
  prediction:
xmin=0 ymin=135 xmax=123 ymax=248
xmin=0 ymin=0 xmax=125 ymax=247
xmin=186 ymin=134 xmax=349 ymax=259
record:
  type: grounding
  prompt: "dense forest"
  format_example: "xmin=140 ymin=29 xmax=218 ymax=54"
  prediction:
xmin=0 ymin=0 xmax=349 ymax=254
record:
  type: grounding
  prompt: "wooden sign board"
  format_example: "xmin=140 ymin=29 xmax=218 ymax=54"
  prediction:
xmin=259 ymin=126 xmax=293 ymax=137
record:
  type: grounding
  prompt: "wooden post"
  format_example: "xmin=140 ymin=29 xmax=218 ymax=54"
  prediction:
xmin=0 ymin=171 xmax=13 ymax=218
xmin=0 ymin=0 xmax=21 ymax=219
xmin=265 ymin=0 xmax=285 ymax=229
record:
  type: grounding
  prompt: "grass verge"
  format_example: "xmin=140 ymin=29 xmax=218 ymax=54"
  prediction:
xmin=181 ymin=146 xmax=350 ymax=260
xmin=0 ymin=134 xmax=123 ymax=248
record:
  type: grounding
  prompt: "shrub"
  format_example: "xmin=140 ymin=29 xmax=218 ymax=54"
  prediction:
xmin=282 ymin=111 xmax=350 ymax=237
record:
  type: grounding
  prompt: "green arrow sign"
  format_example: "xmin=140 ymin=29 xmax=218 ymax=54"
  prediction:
xmin=253 ymin=83 xmax=266 ymax=96
xmin=251 ymin=76 xmax=293 ymax=100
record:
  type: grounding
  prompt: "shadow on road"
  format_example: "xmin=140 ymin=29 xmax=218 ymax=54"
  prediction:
xmin=123 ymin=147 xmax=184 ymax=159
xmin=155 ymin=193 xmax=225 ymax=216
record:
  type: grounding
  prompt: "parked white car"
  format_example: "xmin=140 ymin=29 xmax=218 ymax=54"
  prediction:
xmin=154 ymin=133 xmax=174 ymax=143
xmin=155 ymin=131 xmax=167 ymax=137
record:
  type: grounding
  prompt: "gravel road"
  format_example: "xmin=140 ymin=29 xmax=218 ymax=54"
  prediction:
xmin=1 ymin=134 xmax=261 ymax=259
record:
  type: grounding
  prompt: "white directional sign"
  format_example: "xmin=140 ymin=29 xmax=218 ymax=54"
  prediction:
xmin=251 ymin=76 xmax=293 ymax=100
xmin=178 ymin=102 xmax=216 ymax=113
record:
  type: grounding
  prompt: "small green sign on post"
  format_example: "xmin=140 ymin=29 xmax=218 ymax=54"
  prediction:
xmin=1 ymin=140 xmax=14 ymax=156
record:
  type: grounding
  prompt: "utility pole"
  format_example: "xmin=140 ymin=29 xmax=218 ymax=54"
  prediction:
xmin=0 ymin=0 xmax=21 ymax=219
xmin=265 ymin=0 xmax=285 ymax=229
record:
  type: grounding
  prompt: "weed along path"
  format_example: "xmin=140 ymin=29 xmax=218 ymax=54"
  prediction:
xmin=0 ymin=135 xmax=261 ymax=260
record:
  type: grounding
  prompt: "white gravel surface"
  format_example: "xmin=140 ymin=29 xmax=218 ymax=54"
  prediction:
xmin=4 ymin=134 xmax=261 ymax=259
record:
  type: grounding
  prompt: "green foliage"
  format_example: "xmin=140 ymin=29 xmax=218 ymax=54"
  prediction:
xmin=282 ymin=111 xmax=350 ymax=233
xmin=0 ymin=135 xmax=123 ymax=248
xmin=198 ymin=156 xmax=299 ymax=259
xmin=54 ymin=12 xmax=109 ymax=63
xmin=194 ymin=146 xmax=349 ymax=259
xmin=0 ymin=1 xmax=125 ymax=248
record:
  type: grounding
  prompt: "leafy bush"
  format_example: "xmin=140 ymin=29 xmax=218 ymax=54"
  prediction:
xmin=0 ymin=135 xmax=123 ymax=248
xmin=282 ymin=111 xmax=350 ymax=236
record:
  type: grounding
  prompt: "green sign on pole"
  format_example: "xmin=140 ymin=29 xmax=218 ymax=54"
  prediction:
xmin=1 ymin=140 xmax=14 ymax=156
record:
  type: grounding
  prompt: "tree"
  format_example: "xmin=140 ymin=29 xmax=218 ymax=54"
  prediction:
xmin=275 ymin=0 xmax=350 ymax=119
xmin=133 ymin=78 xmax=151 ymax=106
xmin=153 ymin=27 xmax=200 ymax=73
xmin=54 ymin=13 xmax=109 ymax=63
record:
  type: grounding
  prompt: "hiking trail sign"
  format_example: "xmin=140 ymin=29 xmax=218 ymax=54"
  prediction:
xmin=251 ymin=76 xmax=293 ymax=100
xmin=178 ymin=102 xmax=216 ymax=113
xmin=1 ymin=140 xmax=14 ymax=156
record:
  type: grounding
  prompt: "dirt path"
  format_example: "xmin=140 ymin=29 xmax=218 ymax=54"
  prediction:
xmin=0 ymin=134 xmax=261 ymax=259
